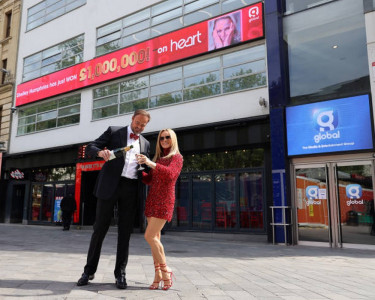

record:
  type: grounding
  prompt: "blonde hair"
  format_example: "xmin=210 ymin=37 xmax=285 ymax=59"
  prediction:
xmin=153 ymin=129 xmax=180 ymax=161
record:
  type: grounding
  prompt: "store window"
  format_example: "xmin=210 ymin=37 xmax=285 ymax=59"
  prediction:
xmin=96 ymin=0 xmax=260 ymax=56
xmin=17 ymin=94 xmax=81 ymax=136
xmin=92 ymin=44 xmax=266 ymax=119
xmin=23 ymin=35 xmax=84 ymax=82
xmin=170 ymin=148 xmax=265 ymax=232
xmin=30 ymin=166 xmax=75 ymax=222
xmin=284 ymin=0 xmax=370 ymax=104
xmin=27 ymin=0 xmax=86 ymax=31
xmin=31 ymin=182 xmax=75 ymax=222
xmin=32 ymin=166 xmax=76 ymax=182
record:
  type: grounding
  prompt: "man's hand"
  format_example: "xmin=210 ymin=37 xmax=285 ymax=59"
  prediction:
xmin=98 ymin=149 xmax=111 ymax=161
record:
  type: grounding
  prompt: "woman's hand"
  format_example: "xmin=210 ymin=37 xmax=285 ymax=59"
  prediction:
xmin=136 ymin=154 xmax=156 ymax=169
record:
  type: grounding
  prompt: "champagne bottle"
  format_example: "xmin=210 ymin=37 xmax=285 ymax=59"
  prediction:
xmin=108 ymin=145 xmax=133 ymax=160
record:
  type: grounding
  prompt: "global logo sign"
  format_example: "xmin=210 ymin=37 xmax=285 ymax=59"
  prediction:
xmin=305 ymin=185 xmax=321 ymax=205
xmin=346 ymin=184 xmax=363 ymax=206
xmin=248 ymin=6 xmax=260 ymax=22
xmin=313 ymin=108 xmax=340 ymax=143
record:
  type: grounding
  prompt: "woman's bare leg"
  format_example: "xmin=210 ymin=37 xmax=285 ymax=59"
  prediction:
xmin=145 ymin=217 xmax=165 ymax=288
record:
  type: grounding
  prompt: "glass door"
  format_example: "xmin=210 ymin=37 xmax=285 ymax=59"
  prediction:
xmin=336 ymin=162 xmax=375 ymax=246
xmin=293 ymin=160 xmax=375 ymax=248
xmin=294 ymin=165 xmax=331 ymax=244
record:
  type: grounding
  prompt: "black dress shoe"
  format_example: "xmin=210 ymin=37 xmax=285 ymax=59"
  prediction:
xmin=115 ymin=275 xmax=127 ymax=289
xmin=77 ymin=273 xmax=94 ymax=286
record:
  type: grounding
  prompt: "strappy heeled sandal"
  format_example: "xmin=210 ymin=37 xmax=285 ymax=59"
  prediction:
xmin=160 ymin=263 xmax=175 ymax=291
xmin=149 ymin=262 xmax=162 ymax=290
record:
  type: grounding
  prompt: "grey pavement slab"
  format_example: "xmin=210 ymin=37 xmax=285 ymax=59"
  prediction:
xmin=0 ymin=224 xmax=374 ymax=299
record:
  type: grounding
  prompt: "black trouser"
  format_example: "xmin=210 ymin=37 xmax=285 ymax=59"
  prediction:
xmin=84 ymin=177 xmax=138 ymax=278
xmin=62 ymin=211 xmax=73 ymax=229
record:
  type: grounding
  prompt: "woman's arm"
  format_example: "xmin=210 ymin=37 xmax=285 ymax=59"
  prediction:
xmin=152 ymin=154 xmax=183 ymax=180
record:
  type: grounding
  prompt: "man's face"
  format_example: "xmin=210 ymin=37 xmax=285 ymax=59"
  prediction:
xmin=130 ymin=114 xmax=149 ymax=135
xmin=214 ymin=18 xmax=233 ymax=41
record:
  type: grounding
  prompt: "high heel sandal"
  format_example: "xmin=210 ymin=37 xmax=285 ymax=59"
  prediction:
xmin=149 ymin=263 xmax=162 ymax=290
xmin=160 ymin=263 xmax=175 ymax=291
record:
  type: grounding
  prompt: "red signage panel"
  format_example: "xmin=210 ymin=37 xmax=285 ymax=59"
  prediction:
xmin=16 ymin=2 xmax=263 ymax=106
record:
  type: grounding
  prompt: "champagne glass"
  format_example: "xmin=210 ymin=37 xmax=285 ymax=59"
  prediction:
xmin=137 ymin=152 xmax=148 ymax=171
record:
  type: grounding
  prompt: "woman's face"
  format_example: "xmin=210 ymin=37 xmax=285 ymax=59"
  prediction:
xmin=159 ymin=131 xmax=172 ymax=149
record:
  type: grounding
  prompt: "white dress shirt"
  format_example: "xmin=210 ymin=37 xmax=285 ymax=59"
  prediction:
xmin=121 ymin=126 xmax=140 ymax=179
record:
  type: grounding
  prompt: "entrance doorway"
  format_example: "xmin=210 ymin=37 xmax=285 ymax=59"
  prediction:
xmin=10 ymin=185 xmax=25 ymax=223
xmin=292 ymin=158 xmax=375 ymax=248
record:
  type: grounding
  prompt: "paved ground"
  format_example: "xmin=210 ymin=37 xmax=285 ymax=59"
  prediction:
xmin=0 ymin=224 xmax=374 ymax=300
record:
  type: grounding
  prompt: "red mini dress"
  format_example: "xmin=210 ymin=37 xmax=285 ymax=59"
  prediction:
xmin=142 ymin=154 xmax=183 ymax=222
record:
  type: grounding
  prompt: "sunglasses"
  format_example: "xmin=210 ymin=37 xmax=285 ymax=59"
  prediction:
xmin=160 ymin=135 xmax=171 ymax=141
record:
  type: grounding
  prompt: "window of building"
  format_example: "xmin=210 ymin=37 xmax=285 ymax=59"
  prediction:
xmin=96 ymin=0 xmax=260 ymax=56
xmin=31 ymin=181 xmax=75 ymax=222
xmin=364 ymin=0 xmax=375 ymax=12
xmin=27 ymin=0 xmax=86 ymax=31
xmin=170 ymin=149 xmax=265 ymax=231
xmin=284 ymin=0 xmax=370 ymax=104
xmin=284 ymin=0 xmax=336 ymax=15
xmin=1 ymin=59 xmax=7 ymax=84
xmin=92 ymin=44 xmax=266 ymax=120
xmin=23 ymin=35 xmax=84 ymax=82
xmin=17 ymin=93 xmax=81 ymax=135
xmin=5 ymin=11 xmax=12 ymax=38
xmin=0 ymin=105 xmax=3 ymax=131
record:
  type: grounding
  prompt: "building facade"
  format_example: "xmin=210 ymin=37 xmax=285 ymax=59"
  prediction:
xmin=3 ymin=0 xmax=375 ymax=249
xmin=0 ymin=0 xmax=21 ymax=223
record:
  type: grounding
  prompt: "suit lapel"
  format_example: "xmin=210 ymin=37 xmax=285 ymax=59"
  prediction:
xmin=119 ymin=127 xmax=128 ymax=147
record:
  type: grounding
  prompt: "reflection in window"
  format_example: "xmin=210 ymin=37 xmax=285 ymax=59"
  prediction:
xmin=31 ymin=182 xmax=76 ymax=223
xmin=240 ymin=172 xmax=263 ymax=229
xmin=23 ymin=35 xmax=84 ymax=82
xmin=96 ymin=0 xmax=259 ymax=56
xmin=284 ymin=0 xmax=369 ymax=104
xmin=215 ymin=174 xmax=236 ymax=229
xmin=92 ymin=44 xmax=266 ymax=120
xmin=170 ymin=169 xmax=265 ymax=232
xmin=284 ymin=0 xmax=335 ymax=15
xmin=174 ymin=175 xmax=189 ymax=227
xmin=32 ymin=167 xmax=76 ymax=182
xmin=192 ymin=175 xmax=212 ymax=229
xmin=27 ymin=0 xmax=86 ymax=31
xmin=31 ymin=185 xmax=42 ymax=221
xmin=41 ymin=184 xmax=54 ymax=221
xmin=17 ymin=94 xmax=81 ymax=135
xmin=183 ymin=149 xmax=264 ymax=172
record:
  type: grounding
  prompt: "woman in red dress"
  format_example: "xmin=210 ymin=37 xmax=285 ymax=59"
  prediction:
xmin=136 ymin=129 xmax=183 ymax=291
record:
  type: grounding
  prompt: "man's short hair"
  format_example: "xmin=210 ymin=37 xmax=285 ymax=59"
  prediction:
xmin=133 ymin=109 xmax=151 ymax=122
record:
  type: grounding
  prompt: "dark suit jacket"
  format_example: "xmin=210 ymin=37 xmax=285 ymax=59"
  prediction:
xmin=85 ymin=126 xmax=150 ymax=200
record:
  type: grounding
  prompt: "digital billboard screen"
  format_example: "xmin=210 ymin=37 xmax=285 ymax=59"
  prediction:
xmin=16 ymin=2 xmax=264 ymax=106
xmin=286 ymin=94 xmax=374 ymax=156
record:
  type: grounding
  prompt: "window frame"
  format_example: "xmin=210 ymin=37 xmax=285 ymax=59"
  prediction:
xmin=92 ymin=42 xmax=267 ymax=120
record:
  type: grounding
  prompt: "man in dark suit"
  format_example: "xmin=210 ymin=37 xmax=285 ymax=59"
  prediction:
xmin=60 ymin=193 xmax=76 ymax=231
xmin=77 ymin=109 xmax=151 ymax=289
